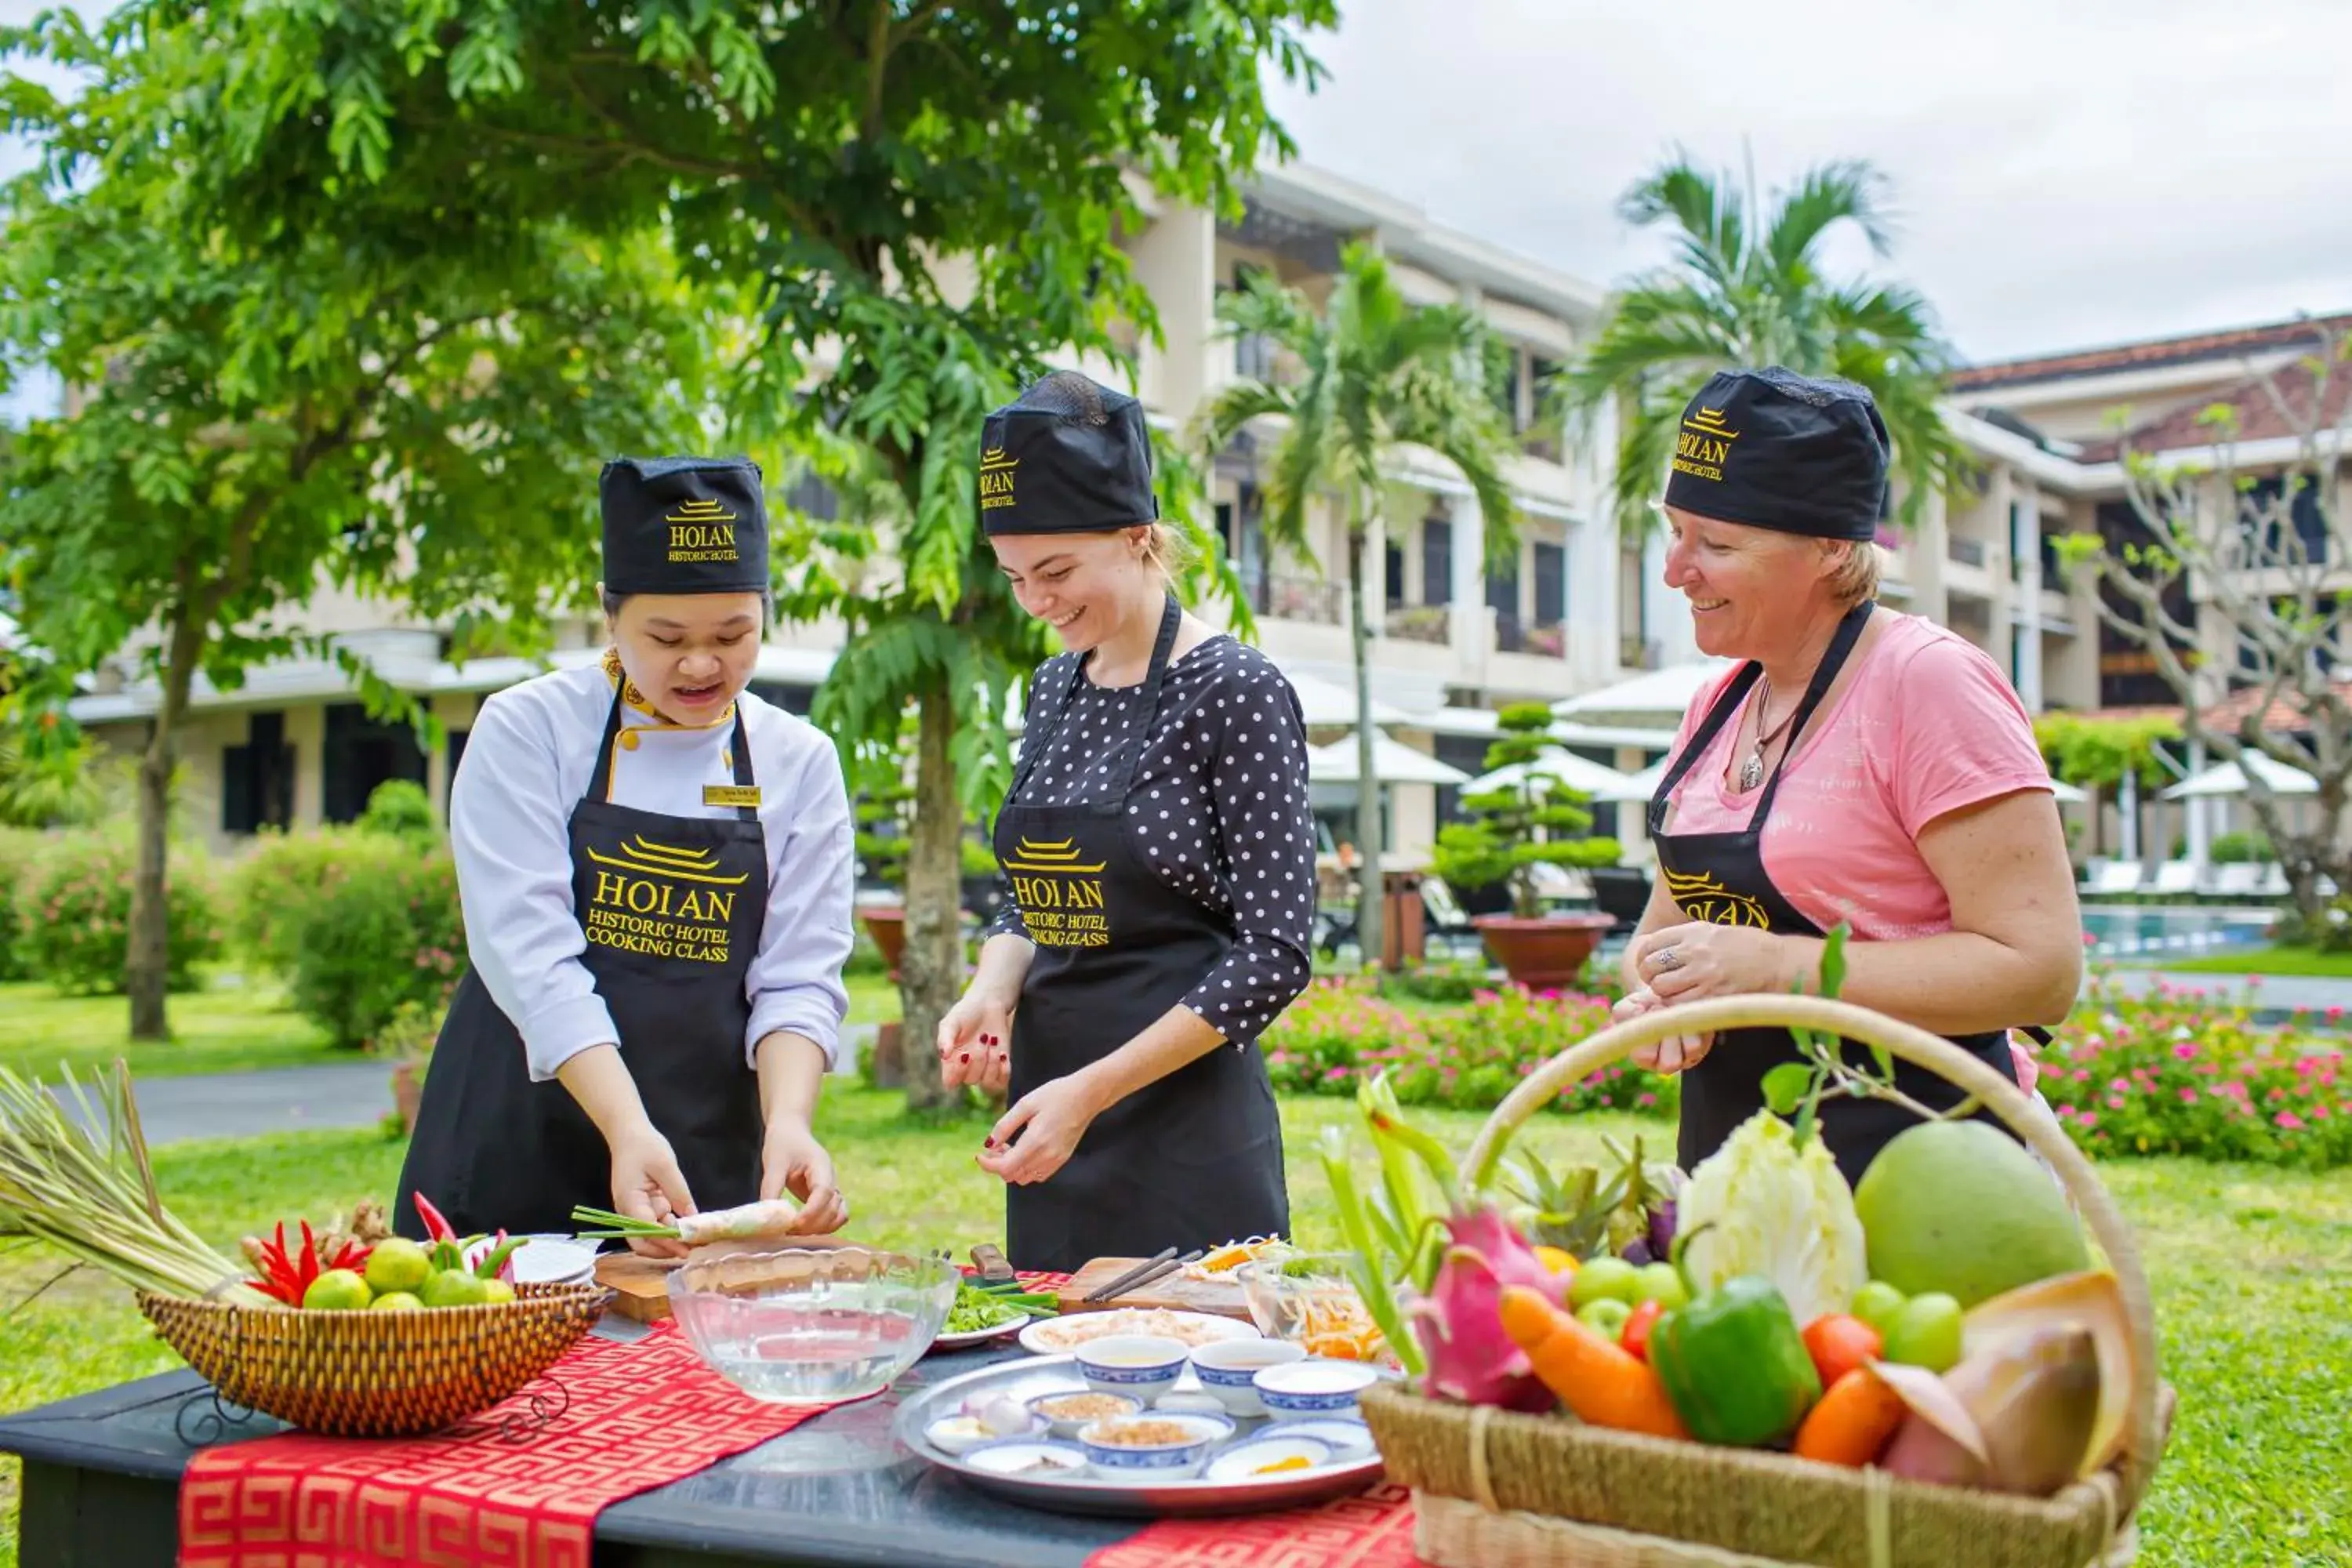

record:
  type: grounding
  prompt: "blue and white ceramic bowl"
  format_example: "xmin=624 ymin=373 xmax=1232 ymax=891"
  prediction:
xmin=1023 ymin=1388 xmax=1144 ymax=1439
xmin=1259 ymin=1416 xmax=1377 ymax=1461
xmin=1075 ymin=1411 xmax=1235 ymax=1479
xmin=1189 ymin=1338 xmax=1308 ymax=1417
xmin=1254 ymin=1358 xmax=1383 ymax=1417
xmin=1072 ymin=1334 xmax=1191 ymax=1402
xmin=1202 ymin=1432 xmax=1334 ymax=1483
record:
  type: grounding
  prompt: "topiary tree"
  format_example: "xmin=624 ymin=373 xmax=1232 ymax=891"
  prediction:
xmin=1430 ymin=702 xmax=1622 ymax=920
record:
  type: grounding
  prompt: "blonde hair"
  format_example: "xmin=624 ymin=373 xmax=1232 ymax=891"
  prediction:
xmin=1135 ymin=521 xmax=1196 ymax=583
xmin=1823 ymin=539 xmax=1882 ymax=607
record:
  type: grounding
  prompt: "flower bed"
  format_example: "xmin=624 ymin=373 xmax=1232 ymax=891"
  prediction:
xmin=2038 ymin=973 xmax=2350 ymax=1171
xmin=1263 ymin=979 xmax=1679 ymax=1118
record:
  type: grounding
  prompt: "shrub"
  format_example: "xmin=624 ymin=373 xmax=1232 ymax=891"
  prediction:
xmin=2037 ymin=971 xmax=2351 ymax=1171
xmin=0 ymin=826 xmax=50 ymax=982
xmin=228 ymin=829 xmax=367 ymax=977
xmin=2208 ymin=829 xmax=2273 ymax=865
xmin=286 ymin=836 xmax=466 ymax=1048
xmin=1261 ymin=981 xmax=1679 ymax=1120
xmin=19 ymin=832 xmax=223 ymax=994
xmin=357 ymin=779 xmax=438 ymax=842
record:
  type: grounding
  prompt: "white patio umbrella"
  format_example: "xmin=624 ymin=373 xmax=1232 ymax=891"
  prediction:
xmin=1552 ymin=659 xmax=1733 ymax=726
xmin=1285 ymin=670 xmax=1413 ymax=728
xmin=2159 ymin=753 xmax=2318 ymax=800
xmin=1467 ymin=746 xmax=1639 ymax=799
xmin=1307 ymin=732 xmax=1472 ymax=787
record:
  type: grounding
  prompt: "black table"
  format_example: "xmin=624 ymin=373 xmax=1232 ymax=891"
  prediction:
xmin=0 ymin=1323 xmax=1149 ymax=1567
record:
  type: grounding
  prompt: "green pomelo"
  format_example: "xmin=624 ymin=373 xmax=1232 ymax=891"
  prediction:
xmin=369 ymin=1291 xmax=425 ymax=1312
xmin=302 ymin=1269 xmax=373 ymax=1311
xmin=1853 ymin=1120 xmax=2089 ymax=1308
xmin=419 ymin=1269 xmax=492 ymax=1308
xmin=364 ymin=1238 xmax=432 ymax=1295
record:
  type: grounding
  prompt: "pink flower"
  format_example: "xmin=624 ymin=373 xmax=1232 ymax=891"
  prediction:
xmin=2106 ymin=1095 xmax=2126 ymax=1110
xmin=2078 ymin=1112 xmax=2099 ymax=1129
xmin=2179 ymin=1087 xmax=2198 ymax=1103
xmin=2275 ymin=1111 xmax=2306 ymax=1131
xmin=2329 ymin=1007 xmax=2345 ymax=1024
xmin=2173 ymin=1042 xmax=2198 ymax=1061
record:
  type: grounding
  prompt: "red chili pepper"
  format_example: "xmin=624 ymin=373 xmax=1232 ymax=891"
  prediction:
xmin=296 ymin=1220 xmax=323 ymax=1295
xmin=412 ymin=1192 xmax=457 ymax=1244
xmin=1621 ymin=1298 xmax=1667 ymax=1363
xmin=328 ymin=1240 xmax=374 ymax=1273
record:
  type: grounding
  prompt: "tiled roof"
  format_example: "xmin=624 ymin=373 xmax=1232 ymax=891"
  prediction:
xmin=2071 ymin=357 xmax=2352 ymax=463
xmin=1950 ymin=314 xmax=2352 ymax=394
xmin=2080 ymin=681 xmax=2352 ymax=734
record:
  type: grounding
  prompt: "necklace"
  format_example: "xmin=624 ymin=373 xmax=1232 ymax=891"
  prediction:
xmin=1738 ymin=677 xmax=1801 ymax=793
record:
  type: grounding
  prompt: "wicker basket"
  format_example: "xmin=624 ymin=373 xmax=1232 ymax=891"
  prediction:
xmin=1355 ymin=993 xmax=2172 ymax=1568
xmin=137 ymin=1280 xmax=611 ymax=1438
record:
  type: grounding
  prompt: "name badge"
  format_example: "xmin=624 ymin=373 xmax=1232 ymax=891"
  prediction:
xmin=703 ymin=785 xmax=762 ymax=808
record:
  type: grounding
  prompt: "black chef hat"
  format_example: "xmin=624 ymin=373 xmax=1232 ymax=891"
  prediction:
xmin=599 ymin=456 xmax=770 ymax=596
xmin=978 ymin=371 xmax=1160 ymax=535
xmin=1661 ymin=368 xmax=1890 ymax=540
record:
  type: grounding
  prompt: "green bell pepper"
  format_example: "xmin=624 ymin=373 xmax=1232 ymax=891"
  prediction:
xmin=1648 ymin=1274 xmax=1822 ymax=1447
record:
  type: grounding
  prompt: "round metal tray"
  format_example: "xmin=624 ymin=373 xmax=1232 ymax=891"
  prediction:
xmin=891 ymin=1353 xmax=1385 ymax=1517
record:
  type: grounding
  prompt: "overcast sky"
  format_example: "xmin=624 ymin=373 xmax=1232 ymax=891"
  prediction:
xmin=5 ymin=0 xmax=2348 ymax=423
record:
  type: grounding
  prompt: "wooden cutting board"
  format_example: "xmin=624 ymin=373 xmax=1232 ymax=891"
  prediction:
xmin=592 ymin=1236 xmax=858 ymax=1323
xmin=1054 ymin=1257 xmax=1254 ymax=1322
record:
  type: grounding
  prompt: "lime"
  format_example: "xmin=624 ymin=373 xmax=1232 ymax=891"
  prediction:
xmin=481 ymin=1278 xmax=516 ymax=1305
xmin=1575 ymin=1298 xmax=1633 ymax=1340
xmin=1850 ymin=1280 xmax=1907 ymax=1334
xmin=370 ymin=1291 xmax=425 ymax=1312
xmin=419 ymin=1268 xmax=492 ymax=1308
xmin=1568 ymin=1256 xmax=1640 ymax=1309
xmin=302 ymin=1269 xmax=373 ymax=1312
xmin=1853 ymin=1121 xmax=2089 ymax=1307
xmin=365 ymin=1238 xmax=432 ymax=1296
xmin=1880 ymin=1292 xmax=1965 ymax=1372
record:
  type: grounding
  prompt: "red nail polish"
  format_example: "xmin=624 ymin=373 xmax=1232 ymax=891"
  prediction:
xmin=984 ymin=1136 xmax=997 ymax=1148
xmin=960 ymin=1052 xmax=971 ymax=1064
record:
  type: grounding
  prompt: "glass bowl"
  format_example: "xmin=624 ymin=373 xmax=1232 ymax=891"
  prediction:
xmin=666 ymin=1247 xmax=960 ymax=1406
xmin=1235 ymin=1253 xmax=1393 ymax=1365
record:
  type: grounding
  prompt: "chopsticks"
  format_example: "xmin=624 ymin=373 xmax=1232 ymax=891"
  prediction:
xmin=1083 ymin=1247 xmax=1204 ymax=1304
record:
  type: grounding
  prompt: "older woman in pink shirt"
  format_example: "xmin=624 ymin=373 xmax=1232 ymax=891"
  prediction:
xmin=1618 ymin=368 xmax=2083 ymax=1183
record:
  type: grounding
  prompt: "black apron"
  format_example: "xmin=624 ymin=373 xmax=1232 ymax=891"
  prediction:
xmin=994 ymin=595 xmax=1290 ymax=1273
xmin=396 ymin=689 xmax=770 ymax=1240
xmin=1647 ymin=602 xmax=2027 ymax=1187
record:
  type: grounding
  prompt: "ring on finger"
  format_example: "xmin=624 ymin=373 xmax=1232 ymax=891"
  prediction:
xmin=1649 ymin=946 xmax=1682 ymax=973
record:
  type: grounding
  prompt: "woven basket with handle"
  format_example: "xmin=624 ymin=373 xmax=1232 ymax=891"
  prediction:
xmin=138 ymin=1280 xmax=610 ymax=1438
xmin=1354 ymin=993 xmax=2172 ymax=1568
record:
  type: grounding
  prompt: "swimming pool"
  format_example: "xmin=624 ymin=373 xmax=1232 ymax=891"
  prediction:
xmin=2079 ymin=904 xmax=2277 ymax=959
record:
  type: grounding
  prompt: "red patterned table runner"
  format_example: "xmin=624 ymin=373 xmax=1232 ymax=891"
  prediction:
xmin=178 ymin=1317 xmax=829 ymax=1568
xmin=1088 ymin=1483 xmax=1426 ymax=1567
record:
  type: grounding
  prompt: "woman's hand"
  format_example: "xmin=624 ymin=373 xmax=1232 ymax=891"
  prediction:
xmin=976 ymin=1073 xmax=1105 ymax=1186
xmin=1629 ymin=921 xmax=1807 ymax=1005
xmin=937 ymin=987 xmax=1014 ymax=1094
xmin=1613 ymin=986 xmax=1714 ymax=1074
xmin=760 ymin=1117 xmax=850 ymax=1234
xmin=608 ymin=1123 xmax=696 ymax=1259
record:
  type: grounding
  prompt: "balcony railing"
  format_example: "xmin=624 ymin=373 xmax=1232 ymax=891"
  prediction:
xmin=1267 ymin=574 xmax=1346 ymax=626
xmin=1947 ymin=537 xmax=1987 ymax=568
xmin=1494 ymin=612 xmax=1567 ymax=658
xmin=1384 ymin=604 xmax=1452 ymax=644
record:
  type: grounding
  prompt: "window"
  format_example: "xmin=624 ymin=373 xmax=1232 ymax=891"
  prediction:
xmin=1533 ymin=542 xmax=1566 ymax=624
xmin=2008 ymin=501 xmax=2027 ymax=583
xmin=2039 ymin=528 xmax=2066 ymax=590
xmin=2242 ymin=472 xmax=2332 ymax=563
xmin=1384 ymin=539 xmax=1406 ymax=609
xmin=2010 ymin=623 xmax=2029 ymax=685
xmin=1421 ymin=516 xmax=1454 ymax=608
xmin=442 ymin=728 xmax=468 ymax=822
xmin=321 ymin=703 xmax=427 ymax=824
xmin=220 ymin=710 xmax=296 ymax=836
xmin=1487 ymin=555 xmax=1523 ymax=651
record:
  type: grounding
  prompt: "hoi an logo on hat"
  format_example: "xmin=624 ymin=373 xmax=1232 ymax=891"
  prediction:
xmin=1000 ymin=834 xmax=1109 ymax=948
xmin=665 ymin=496 xmax=741 ymax=565
xmin=1671 ymin=405 xmax=1740 ymax=485
xmin=978 ymin=445 xmax=1019 ymax=512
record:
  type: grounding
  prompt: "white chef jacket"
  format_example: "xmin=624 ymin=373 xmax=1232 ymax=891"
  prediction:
xmin=449 ymin=662 xmax=855 ymax=1082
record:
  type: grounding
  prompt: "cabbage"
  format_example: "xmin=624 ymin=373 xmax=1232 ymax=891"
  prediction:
xmin=1675 ymin=1109 xmax=1867 ymax=1324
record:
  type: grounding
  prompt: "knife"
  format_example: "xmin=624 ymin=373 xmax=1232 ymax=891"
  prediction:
xmin=970 ymin=1243 xmax=1018 ymax=1287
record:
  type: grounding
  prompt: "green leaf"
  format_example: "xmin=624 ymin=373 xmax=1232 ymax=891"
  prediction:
xmin=1818 ymin=923 xmax=1850 ymax=1000
xmin=1761 ymin=1062 xmax=1813 ymax=1117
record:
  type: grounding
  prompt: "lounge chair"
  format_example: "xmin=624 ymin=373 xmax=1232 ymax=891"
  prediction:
xmin=2150 ymin=861 xmax=2200 ymax=898
xmin=2208 ymin=862 xmax=2264 ymax=902
xmin=2083 ymin=862 xmax=2147 ymax=898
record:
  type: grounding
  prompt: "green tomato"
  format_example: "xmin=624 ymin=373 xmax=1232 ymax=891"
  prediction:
xmin=1575 ymin=1297 xmax=1634 ymax=1340
xmin=1634 ymin=1262 xmax=1690 ymax=1309
xmin=1569 ymin=1256 xmax=1642 ymax=1309
xmin=1880 ymin=1292 xmax=1964 ymax=1372
xmin=1850 ymin=1280 xmax=1908 ymax=1334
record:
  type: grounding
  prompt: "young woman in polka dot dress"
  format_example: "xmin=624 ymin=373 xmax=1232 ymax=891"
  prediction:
xmin=936 ymin=372 xmax=1317 ymax=1272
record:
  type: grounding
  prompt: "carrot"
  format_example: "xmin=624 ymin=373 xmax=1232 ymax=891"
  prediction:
xmin=1497 ymin=1285 xmax=1688 ymax=1440
xmin=1791 ymin=1365 xmax=1907 ymax=1467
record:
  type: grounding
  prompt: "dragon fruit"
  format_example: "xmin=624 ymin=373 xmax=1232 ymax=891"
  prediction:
xmin=1408 ymin=1209 xmax=1570 ymax=1412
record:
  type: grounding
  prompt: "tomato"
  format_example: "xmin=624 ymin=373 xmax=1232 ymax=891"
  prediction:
xmin=1620 ymin=1298 xmax=1667 ymax=1363
xmin=1799 ymin=1312 xmax=1884 ymax=1390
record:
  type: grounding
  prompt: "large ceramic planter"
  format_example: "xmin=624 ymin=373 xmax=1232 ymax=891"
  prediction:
xmin=861 ymin=905 xmax=907 ymax=976
xmin=1472 ymin=913 xmax=1617 ymax=992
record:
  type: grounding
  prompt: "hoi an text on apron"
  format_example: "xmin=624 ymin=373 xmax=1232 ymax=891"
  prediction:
xmin=1002 ymin=835 xmax=1112 ymax=948
xmin=582 ymin=836 xmax=747 ymax=963
xmin=1662 ymin=866 xmax=1771 ymax=929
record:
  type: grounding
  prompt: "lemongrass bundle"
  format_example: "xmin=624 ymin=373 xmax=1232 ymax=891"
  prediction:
xmin=0 ymin=1061 xmax=276 ymax=1307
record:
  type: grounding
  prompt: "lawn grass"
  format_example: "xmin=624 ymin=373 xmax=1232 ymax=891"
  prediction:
xmin=0 ymin=971 xmax=342 ymax=1081
xmin=2143 ymin=944 xmax=2352 ymax=979
xmin=2 ymin=1088 xmax=2344 ymax=1568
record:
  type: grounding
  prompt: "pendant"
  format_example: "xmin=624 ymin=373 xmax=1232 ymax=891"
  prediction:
xmin=1739 ymin=751 xmax=1764 ymax=793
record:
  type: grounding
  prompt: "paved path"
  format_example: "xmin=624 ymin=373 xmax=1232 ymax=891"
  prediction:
xmin=60 ymin=1024 xmax=883 ymax=1145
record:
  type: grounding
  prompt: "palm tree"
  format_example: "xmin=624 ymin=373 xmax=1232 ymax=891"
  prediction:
xmin=1199 ymin=241 xmax=1517 ymax=970
xmin=1560 ymin=154 xmax=1969 ymax=540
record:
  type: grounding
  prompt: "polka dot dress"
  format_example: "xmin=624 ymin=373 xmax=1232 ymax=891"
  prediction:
xmin=986 ymin=635 xmax=1317 ymax=1047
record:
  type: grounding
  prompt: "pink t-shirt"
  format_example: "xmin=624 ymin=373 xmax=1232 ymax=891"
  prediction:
xmin=1658 ymin=612 xmax=2054 ymax=1081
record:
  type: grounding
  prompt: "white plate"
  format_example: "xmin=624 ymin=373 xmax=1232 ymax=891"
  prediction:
xmin=1018 ymin=1309 xmax=1261 ymax=1356
xmin=932 ymin=1312 xmax=1036 ymax=1350
xmin=505 ymin=1237 xmax=601 ymax=1286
